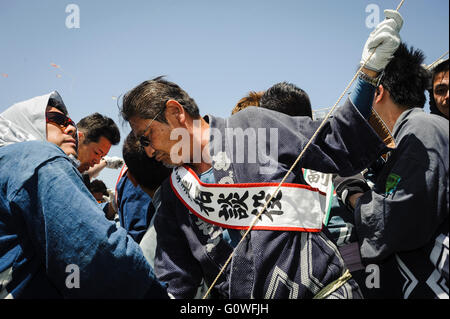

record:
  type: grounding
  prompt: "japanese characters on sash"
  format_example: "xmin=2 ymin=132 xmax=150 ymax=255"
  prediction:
xmin=170 ymin=166 xmax=333 ymax=232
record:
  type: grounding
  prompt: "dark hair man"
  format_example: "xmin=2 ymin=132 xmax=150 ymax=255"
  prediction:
xmin=115 ymin=133 xmax=172 ymax=244
xmin=118 ymin=133 xmax=172 ymax=267
xmin=76 ymin=113 xmax=121 ymax=173
xmin=89 ymin=179 xmax=108 ymax=203
xmin=429 ymin=58 xmax=449 ymax=119
xmin=335 ymin=43 xmax=449 ymax=298
xmin=231 ymin=82 xmax=313 ymax=119
xmin=260 ymin=81 xmax=313 ymax=118
xmin=119 ymin=11 xmax=402 ymax=299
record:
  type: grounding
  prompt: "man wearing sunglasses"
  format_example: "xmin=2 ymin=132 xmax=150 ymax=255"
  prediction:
xmin=119 ymin=11 xmax=403 ymax=299
xmin=45 ymin=98 xmax=79 ymax=157
xmin=0 ymin=92 xmax=168 ymax=298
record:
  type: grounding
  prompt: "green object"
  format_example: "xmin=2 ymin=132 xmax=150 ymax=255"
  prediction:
xmin=386 ymin=173 xmax=401 ymax=194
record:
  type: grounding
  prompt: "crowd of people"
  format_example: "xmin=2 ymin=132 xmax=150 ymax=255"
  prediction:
xmin=0 ymin=9 xmax=448 ymax=299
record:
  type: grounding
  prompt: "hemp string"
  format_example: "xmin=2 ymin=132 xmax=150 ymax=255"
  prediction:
xmin=202 ymin=0 xmax=406 ymax=299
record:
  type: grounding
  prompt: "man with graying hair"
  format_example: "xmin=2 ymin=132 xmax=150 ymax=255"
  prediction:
xmin=0 ymin=91 xmax=168 ymax=298
xmin=120 ymin=10 xmax=403 ymax=299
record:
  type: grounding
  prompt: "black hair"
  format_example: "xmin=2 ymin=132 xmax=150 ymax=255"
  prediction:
xmin=47 ymin=97 xmax=68 ymax=115
xmin=260 ymin=82 xmax=312 ymax=118
xmin=77 ymin=113 xmax=121 ymax=145
xmin=122 ymin=133 xmax=172 ymax=191
xmin=89 ymin=179 xmax=108 ymax=195
xmin=381 ymin=43 xmax=430 ymax=109
xmin=120 ymin=76 xmax=200 ymax=124
xmin=428 ymin=58 xmax=449 ymax=117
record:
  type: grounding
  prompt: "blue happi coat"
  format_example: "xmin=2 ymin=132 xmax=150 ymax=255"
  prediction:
xmin=154 ymin=97 xmax=388 ymax=298
xmin=0 ymin=141 xmax=168 ymax=298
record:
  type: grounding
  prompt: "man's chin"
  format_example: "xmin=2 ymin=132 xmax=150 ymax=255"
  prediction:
xmin=162 ymin=161 xmax=181 ymax=169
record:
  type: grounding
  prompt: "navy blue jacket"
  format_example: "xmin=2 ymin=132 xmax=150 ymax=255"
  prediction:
xmin=0 ymin=141 xmax=167 ymax=298
xmin=154 ymin=98 xmax=387 ymax=299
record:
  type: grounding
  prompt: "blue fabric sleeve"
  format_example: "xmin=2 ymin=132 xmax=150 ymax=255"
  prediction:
xmin=117 ymin=176 xmax=152 ymax=243
xmin=350 ymin=77 xmax=376 ymax=120
xmin=16 ymin=156 xmax=168 ymax=298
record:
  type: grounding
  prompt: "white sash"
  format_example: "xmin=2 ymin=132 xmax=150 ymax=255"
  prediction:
xmin=170 ymin=166 xmax=333 ymax=232
xmin=302 ymin=168 xmax=334 ymax=226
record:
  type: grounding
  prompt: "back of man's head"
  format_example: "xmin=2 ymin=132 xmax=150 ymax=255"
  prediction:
xmin=381 ymin=43 xmax=430 ymax=109
xmin=89 ymin=179 xmax=108 ymax=195
xmin=120 ymin=76 xmax=200 ymax=123
xmin=122 ymin=133 xmax=172 ymax=191
xmin=260 ymin=82 xmax=312 ymax=118
xmin=77 ymin=113 xmax=120 ymax=145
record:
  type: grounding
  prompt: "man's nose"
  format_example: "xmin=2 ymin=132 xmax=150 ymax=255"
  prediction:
xmin=144 ymin=144 xmax=156 ymax=158
xmin=65 ymin=124 xmax=77 ymax=138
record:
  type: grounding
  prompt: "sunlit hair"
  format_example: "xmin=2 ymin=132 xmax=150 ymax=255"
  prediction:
xmin=120 ymin=76 xmax=200 ymax=124
xmin=231 ymin=91 xmax=264 ymax=115
xmin=77 ymin=113 xmax=120 ymax=145
xmin=381 ymin=43 xmax=430 ymax=109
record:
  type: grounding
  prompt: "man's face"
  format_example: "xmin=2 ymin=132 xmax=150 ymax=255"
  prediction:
xmin=129 ymin=115 xmax=184 ymax=167
xmin=433 ymin=70 xmax=449 ymax=119
xmin=77 ymin=135 xmax=112 ymax=172
xmin=46 ymin=107 xmax=78 ymax=157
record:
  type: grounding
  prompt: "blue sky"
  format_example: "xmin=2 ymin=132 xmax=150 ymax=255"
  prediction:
xmin=1 ymin=0 xmax=448 ymax=188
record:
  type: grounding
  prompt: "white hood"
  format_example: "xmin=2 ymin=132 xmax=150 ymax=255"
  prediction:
xmin=0 ymin=91 xmax=66 ymax=147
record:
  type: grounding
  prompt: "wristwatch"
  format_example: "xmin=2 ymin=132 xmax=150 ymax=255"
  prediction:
xmin=359 ymin=70 xmax=384 ymax=87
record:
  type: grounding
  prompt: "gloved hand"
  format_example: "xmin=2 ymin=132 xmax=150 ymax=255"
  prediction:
xmin=103 ymin=156 xmax=124 ymax=169
xmin=361 ymin=9 xmax=403 ymax=72
xmin=103 ymin=189 xmax=118 ymax=213
xmin=333 ymin=173 xmax=370 ymax=211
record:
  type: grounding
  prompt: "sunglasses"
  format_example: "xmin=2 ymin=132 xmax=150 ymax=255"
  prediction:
xmin=139 ymin=109 xmax=163 ymax=147
xmin=46 ymin=111 xmax=76 ymax=129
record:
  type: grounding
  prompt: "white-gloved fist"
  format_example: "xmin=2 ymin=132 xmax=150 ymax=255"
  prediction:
xmin=361 ymin=9 xmax=404 ymax=72
xmin=103 ymin=156 xmax=124 ymax=169
xmin=103 ymin=189 xmax=118 ymax=212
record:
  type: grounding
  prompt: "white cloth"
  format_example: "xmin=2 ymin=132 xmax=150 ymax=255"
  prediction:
xmin=0 ymin=91 xmax=65 ymax=147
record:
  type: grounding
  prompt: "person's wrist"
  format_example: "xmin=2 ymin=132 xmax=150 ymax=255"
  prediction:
xmin=362 ymin=67 xmax=379 ymax=78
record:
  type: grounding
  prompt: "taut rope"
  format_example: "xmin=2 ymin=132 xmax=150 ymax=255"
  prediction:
xmin=203 ymin=0 xmax=406 ymax=299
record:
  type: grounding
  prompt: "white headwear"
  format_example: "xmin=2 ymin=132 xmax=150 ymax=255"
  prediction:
xmin=0 ymin=91 xmax=66 ymax=147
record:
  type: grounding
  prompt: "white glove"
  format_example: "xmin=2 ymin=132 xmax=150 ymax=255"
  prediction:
xmin=103 ymin=156 xmax=124 ymax=169
xmin=361 ymin=9 xmax=403 ymax=72
xmin=103 ymin=189 xmax=118 ymax=213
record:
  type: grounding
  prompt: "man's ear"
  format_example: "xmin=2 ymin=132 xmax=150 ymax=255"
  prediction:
xmin=374 ymin=85 xmax=386 ymax=104
xmin=165 ymin=100 xmax=186 ymax=127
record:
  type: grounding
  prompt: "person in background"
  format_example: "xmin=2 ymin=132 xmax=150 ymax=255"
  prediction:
xmin=115 ymin=133 xmax=172 ymax=244
xmin=231 ymin=91 xmax=264 ymax=115
xmin=118 ymin=133 xmax=172 ymax=267
xmin=76 ymin=112 xmax=121 ymax=176
xmin=428 ymin=58 xmax=449 ymax=119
